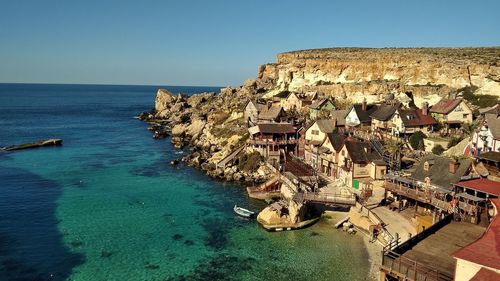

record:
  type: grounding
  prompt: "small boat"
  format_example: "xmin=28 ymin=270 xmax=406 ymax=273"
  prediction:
xmin=233 ymin=205 xmax=255 ymax=218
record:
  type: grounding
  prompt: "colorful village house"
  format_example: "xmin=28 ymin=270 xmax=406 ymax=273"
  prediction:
xmin=247 ymin=123 xmax=298 ymax=166
xmin=308 ymin=98 xmax=335 ymax=120
xmin=384 ymin=155 xmax=473 ymax=231
xmin=244 ymin=99 xmax=265 ymax=126
xmin=303 ymin=119 xmax=337 ymax=168
xmin=335 ymin=137 xmax=388 ymax=191
xmin=452 ymin=198 xmax=500 ymax=281
xmin=257 ymin=103 xmax=287 ymax=123
xmin=471 ymin=112 xmax=500 ymax=156
xmin=429 ymin=97 xmax=473 ymax=129
xmin=345 ymin=99 xmax=378 ymax=128
xmin=390 ymin=105 xmax=438 ymax=136
xmin=282 ymin=91 xmax=317 ymax=112
xmin=370 ymin=101 xmax=401 ymax=133
xmin=452 ymin=178 xmax=500 ymax=225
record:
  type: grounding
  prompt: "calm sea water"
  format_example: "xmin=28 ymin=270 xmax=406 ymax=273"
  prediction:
xmin=0 ymin=84 xmax=369 ymax=281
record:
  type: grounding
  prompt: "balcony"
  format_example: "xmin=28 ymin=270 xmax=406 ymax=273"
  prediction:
xmin=247 ymin=138 xmax=299 ymax=145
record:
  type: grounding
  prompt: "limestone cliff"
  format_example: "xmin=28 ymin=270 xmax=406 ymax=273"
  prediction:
xmin=259 ymin=48 xmax=500 ymax=106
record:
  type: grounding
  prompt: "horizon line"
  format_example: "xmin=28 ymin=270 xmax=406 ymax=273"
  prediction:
xmin=0 ymin=82 xmax=225 ymax=88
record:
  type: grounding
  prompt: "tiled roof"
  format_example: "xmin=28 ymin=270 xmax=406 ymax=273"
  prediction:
xmin=247 ymin=100 xmax=265 ymax=111
xmin=330 ymin=110 xmax=349 ymax=126
xmin=274 ymin=91 xmax=291 ymax=98
xmin=344 ymin=139 xmax=385 ymax=164
xmin=430 ymin=98 xmax=463 ymax=114
xmin=370 ymin=103 xmax=401 ymax=121
xmin=258 ymin=105 xmax=284 ymax=121
xmin=410 ymin=155 xmax=472 ymax=190
xmin=485 ymin=113 xmax=500 ymax=139
xmin=352 ymin=104 xmax=379 ymax=123
xmin=325 ymin=131 xmax=346 ymax=152
xmin=479 ymin=104 xmax=500 ymax=115
xmin=454 ymin=178 xmax=500 ymax=197
xmin=398 ymin=109 xmax=438 ymax=127
xmin=453 ymin=198 xmax=500 ymax=270
xmin=315 ymin=119 xmax=337 ymax=133
xmin=249 ymin=123 xmax=295 ymax=134
xmin=309 ymin=98 xmax=333 ymax=110
xmin=469 ymin=268 xmax=500 ymax=281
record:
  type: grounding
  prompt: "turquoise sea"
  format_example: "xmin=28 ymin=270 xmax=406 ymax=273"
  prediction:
xmin=0 ymin=84 xmax=369 ymax=281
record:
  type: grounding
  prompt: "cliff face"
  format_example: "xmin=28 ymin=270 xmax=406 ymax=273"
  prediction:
xmin=259 ymin=48 xmax=500 ymax=106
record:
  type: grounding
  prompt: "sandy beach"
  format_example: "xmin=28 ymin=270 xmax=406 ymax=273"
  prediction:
xmin=322 ymin=211 xmax=383 ymax=280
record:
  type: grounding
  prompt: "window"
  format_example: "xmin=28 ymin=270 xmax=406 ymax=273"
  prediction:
xmin=312 ymin=130 xmax=319 ymax=135
xmin=463 ymin=114 xmax=469 ymax=119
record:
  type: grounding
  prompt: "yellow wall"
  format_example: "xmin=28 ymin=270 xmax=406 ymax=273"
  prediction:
xmin=305 ymin=122 xmax=327 ymax=143
xmin=371 ymin=119 xmax=392 ymax=130
xmin=433 ymin=100 xmax=473 ymax=124
xmin=284 ymin=93 xmax=300 ymax=111
xmin=353 ymin=163 xmax=370 ymax=177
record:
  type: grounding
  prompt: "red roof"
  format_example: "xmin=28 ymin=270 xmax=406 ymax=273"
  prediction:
xmin=430 ymin=98 xmax=463 ymax=114
xmin=399 ymin=108 xmax=438 ymax=127
xmin=469 ymin=268 xmax=500 ymax=281
xmin=453 ymin=198 xmax=500 ymax=270
xmin=454 ymin=178 xmax=500 ymax=197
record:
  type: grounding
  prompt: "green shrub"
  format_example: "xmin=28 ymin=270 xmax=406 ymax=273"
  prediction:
xmin=447 ymin=136 xmax=464 ymax=149
xmin=432 ymin=145 xmax=445 ymax=155
xmin=409 ymin=131 xmax=426 ymax=150
xmin=461 ymin=86 xmax=499 ymax=108
xmin=237 ymin=151 xmax=261 ymax=172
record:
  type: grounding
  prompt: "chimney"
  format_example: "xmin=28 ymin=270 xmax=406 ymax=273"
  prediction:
xmin=422 ymin=102 xmax=429 ymax=116
xmin=362 ymin=98 xmax=367 ymax=111
xmin=449 ymin=159 xmax=459 ymax=174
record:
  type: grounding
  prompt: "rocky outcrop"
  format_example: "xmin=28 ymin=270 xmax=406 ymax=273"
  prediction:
xmin=260 ymin=48 xmax=500 ymax=106
xmin=143 ymin=80 xmax=272 ymax=183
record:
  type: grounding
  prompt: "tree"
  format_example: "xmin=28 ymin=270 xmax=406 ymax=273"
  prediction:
xmin=432 ymin=144 xmax=445 ymax=155
xmin=409 ymin=131 xmax=426 ymax=150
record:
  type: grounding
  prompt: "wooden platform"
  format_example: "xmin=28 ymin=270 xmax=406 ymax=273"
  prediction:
xmin=401 ymin=221 xmax=485 ymax=277
xmin=2 ymin=138 xmax=62 ymax=151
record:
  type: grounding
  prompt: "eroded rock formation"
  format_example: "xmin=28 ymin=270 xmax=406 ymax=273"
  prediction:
xmin=260 ymin=48 xmax=500 ymax=106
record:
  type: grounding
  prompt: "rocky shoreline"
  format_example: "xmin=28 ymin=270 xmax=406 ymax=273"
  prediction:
xmin=139 ymin=78 xmax=276 ymax=184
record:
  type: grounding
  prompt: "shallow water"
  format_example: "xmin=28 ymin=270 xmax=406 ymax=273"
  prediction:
xmin=0 ymin=84 xmax=369 ymax=281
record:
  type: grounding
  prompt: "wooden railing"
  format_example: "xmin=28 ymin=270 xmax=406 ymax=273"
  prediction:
xmin=384 ymin=182 xmax=450 ymax=211
xmin=293 ymin=191 xmax=356 ymax=206
xmin=381 ymin=250 xmax=453 ymax=281
xmin=392 ymin=214 xmax=453 ymax=255
xmin=247 ymin=139 xmax=299 ymax=145
xmin=380 ymin=214 xmax=454 ymax=281
xmin=356 ymin=203 xmax=395 ymax=245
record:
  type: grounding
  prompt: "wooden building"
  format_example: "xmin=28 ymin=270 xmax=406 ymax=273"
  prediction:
xmin=390 ymin=107 xmax=437 ymax=136
xmin=453 ymin=199 xmax=500 ymax=281
xmin=430 ymin=98 xmax=473 ymax=127
xmin=309 ymin=98 xmax=335 ymax=120
xmin=345 ymin=100 xmax=378 ymax=127
xmin=247 ymin=123 xmax=298 ymax=165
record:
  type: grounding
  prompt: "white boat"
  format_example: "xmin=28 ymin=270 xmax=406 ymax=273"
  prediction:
xmin=233 ymin=205 xmax=255 ymax=218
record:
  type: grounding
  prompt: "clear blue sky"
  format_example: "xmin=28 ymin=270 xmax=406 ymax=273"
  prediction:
xmin=1 ymin=0 xmax=499 ymax=86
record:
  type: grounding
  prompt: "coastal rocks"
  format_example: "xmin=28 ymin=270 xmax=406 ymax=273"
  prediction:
xmin=187 ymin=92 xmax=215 ymax=108
xmin=154 ymin=89 xmax=176 ymax=117
xmin=257 ymin=207 xmax=282 ymax=225
xmin=186 ymin=119 xmax=206 ymax=141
